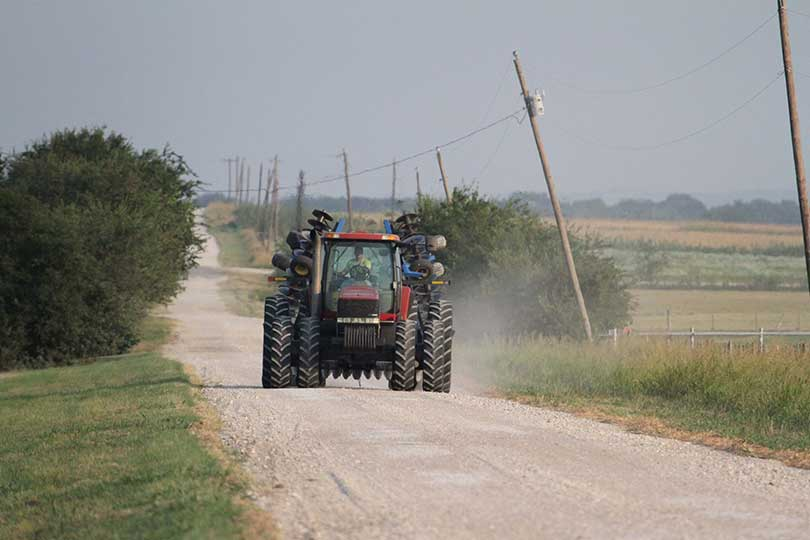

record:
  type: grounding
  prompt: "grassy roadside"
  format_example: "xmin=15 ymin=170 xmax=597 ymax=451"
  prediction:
xmin=459 ymin=339 xmax=810 ymax=468
xmin=0 ymin=318 xmax=274 ymax=539
xmin=205 ymin=202 xmax=273 ymax=268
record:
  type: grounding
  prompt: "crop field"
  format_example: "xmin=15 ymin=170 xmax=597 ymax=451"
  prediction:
xmin=569 ymin=218 xmax=803 ymax=251
xmin=562 ymin=218 xmax=807 ymax=290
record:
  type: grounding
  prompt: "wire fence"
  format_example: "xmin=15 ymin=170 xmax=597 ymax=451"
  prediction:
xmin=602 ymin=328 xmax=810 ymax=353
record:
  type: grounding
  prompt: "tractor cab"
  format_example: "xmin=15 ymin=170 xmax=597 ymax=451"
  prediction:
xmin=322 ymin=236 xmax=398 ymax=318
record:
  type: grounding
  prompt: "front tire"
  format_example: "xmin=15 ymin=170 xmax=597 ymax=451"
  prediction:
xmin=429 ymin=300 xmax=453 ymax=393
xmin=262 ymin=316 xmax=293 ymax=388
xmin=421 ymin=319 xmax=445 ymax=392
xmin=296 ymin=317 xmax=322 ymax=388
xmin=391 ymin=319 xmax=416 ymax=391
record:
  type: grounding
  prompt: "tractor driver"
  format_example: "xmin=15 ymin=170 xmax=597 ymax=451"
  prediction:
xmin=341 ymin=245 xmax=372 ymax=278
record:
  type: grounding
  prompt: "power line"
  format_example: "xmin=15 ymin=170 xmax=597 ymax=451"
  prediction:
xmin=198 ymin=108 xmax=524 ymax=194
xmin=550 ymin=12 xmax=777 ymax=96
xmin=787 ymin=8 xmax=810 ymax=18
xmin=549 ymin=72 xmax=784 ymax=151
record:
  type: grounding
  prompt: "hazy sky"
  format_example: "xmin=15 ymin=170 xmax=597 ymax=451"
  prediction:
xmin=2 ymin=1 xmax=809 ymax=202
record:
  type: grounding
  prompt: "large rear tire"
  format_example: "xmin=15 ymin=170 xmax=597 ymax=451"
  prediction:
xmin=429 ymin=300 xmax=453 ymax=393
xmin=262 ymin=316 xmax=293 ymax=388
xmin=296 ymin=317 xmax=322 ymax=388
xmin=391 ymin=319 xmax=416 ymax=391
xmin=421 ymin=319 xmax=445 ymax=392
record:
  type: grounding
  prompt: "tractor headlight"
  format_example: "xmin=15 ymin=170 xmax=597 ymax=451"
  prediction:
xmin=432 ymin=262 xmax=445 ymax=277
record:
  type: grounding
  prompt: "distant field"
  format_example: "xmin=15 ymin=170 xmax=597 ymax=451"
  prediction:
xmin=569 ymin=218 xmax=802 ymax=250
xmin=631 ymin=288 xmax=810 ymax=331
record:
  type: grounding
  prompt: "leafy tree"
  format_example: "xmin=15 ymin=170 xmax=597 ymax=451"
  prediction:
xmin=0 ymin=128 xmax=202 ymax=369
xmin=418 ymin=187 xmax=632 ymax=339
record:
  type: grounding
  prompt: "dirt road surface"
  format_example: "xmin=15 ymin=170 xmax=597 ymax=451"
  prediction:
xmin=165 ymin=229 xmax=810 ymax=539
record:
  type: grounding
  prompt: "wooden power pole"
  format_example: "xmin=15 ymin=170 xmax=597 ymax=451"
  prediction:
xmin=342 ymin=149 xmax=353 ymax=230
xmin=436 ymin=148 xmax=452 ymax=203
xmin=296 ymin=170 xmax=306 ymax=229
xmin=268 ymin=156 xmax=280 ymax=246
xmin=256 ymin=162 xmax=264 ymax=207
xmin=415 ymin=167 xmax=422 ymax=198
xmin=236 ymin=158 xmax=245 ymax=206
xmin=391 ymin=158 xmax=397 ymax=215
xmin=513 ymin=50 xmax=593 ymax=341
xmin=223 ymin=157 xmax=236 ymax=200
xmin=246 ymin=165 xmax=252 ymax=205
xmin=778 ymin=0 xmax=810 ymax=295
xmin=261 ymin=160 xmax=271 ymax=239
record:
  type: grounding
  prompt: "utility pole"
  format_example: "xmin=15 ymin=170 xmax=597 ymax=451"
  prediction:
xmin=342 ymin=149 xmax=353 ymax=231
xmin=778 ymin=0 xmax=810 ymax=295
xmin=296 ymin=170 xmax=306 ymax=229
xmin=236 ymin=158 xmax=244 ymax=205
xmin=223 ymin=157 xmax=236 ymax=200
xmin=246 ymin=165 xmax=252 ymax=206
xmin=436 ymin=148 xmax=452 ymax=203
xmin=269 ymin=156 xmax=280 ymax=246
xmin=391 ymin=158 xmax=397 ymax=215
xmin=256 ymin=162 xmax=264 ymax=207
xmin=261 ymin=160 xmax=271 ymax=239
xmin=513 ymin=50 xmax=593 ymax=341
xmin=415 ymin=167 xmax=422 ymax=198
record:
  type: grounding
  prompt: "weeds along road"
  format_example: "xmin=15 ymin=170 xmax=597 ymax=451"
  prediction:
xmin=164 ymin=227 xmax=810 ymax=540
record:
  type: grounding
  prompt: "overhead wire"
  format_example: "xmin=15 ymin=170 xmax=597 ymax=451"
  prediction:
xmin=787 ymin=8 xmax=810 ymax=19
xmin=549 ymin=12 xmax=776 ymax=96
xmin=548 ymin=71 xmax=784 ymax=151
xmin=198 ymin=108 xmax=524 ymax=194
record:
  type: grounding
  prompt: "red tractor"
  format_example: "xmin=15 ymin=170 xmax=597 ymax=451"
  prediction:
xmin=262 ymin=210 xmax=452 ymax=391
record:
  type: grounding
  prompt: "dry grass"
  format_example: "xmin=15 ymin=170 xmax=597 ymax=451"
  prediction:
xmin=631 ymin=288 xmax=810 ymax=331
xmin=239 ymin=228 xmax=274 ymax=267
xmin=206 ymin=201 xmax=237 ymax=228
xmin=566 ymin=218 xmax=802 ymax=250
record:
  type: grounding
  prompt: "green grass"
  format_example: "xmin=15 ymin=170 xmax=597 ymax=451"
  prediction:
xmin=460 ymin=339 xmax=810 ymax=455
xmin=219 ymin=272 xmax=277 ymax=318
xmin=0 ymin=340 xmax=257 ymax=539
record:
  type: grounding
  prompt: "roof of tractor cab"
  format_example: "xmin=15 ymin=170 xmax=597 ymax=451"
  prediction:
xmin=323 ymin=232 xmax=400 ymax=242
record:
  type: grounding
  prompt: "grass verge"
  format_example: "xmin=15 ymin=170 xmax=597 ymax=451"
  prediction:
xmin=219 ymin=272 xmax=277 ymax=318
xmin=205 ymin=203 xmax=273 ymax=268
xmin=459 ymin=338 xmax=810 ymax=468
xmin=0 ymin=318 xmax=275 ymax=539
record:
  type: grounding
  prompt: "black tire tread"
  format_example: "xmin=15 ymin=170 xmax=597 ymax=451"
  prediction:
xmin=391 ymin=319 xmax=416 ymax=391
xmin=297 ymin=317 xmax=322 ymax=388
xmin=421 ymin=319 xmax=445 ymax=392
xmin=262 ymin=316 xmax=292 ymax=388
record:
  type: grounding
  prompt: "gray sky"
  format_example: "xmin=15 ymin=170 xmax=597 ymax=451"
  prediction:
xmin=2 ymin=0 xmax=809 ymax=202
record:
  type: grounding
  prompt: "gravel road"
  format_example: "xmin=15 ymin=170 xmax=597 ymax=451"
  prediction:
xmin=164 ymin=229 xmax=810 ymax=539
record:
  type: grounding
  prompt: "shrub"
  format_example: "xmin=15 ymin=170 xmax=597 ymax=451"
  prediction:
xmin=418 ymin=187 xmax=632 ymax=338
xmin=0 ymin=128 xmax=201 ymax=369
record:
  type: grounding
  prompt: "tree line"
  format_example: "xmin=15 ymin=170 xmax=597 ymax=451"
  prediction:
xmin=519 ymin=192 xmax=801 ymax=224
xmin=204 ymin=191 xmax=802 ymax=225
xmin=0 ymin=128 xmax=201 ymax=370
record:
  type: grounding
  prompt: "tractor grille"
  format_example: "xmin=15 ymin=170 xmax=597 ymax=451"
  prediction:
xmin=338 ymin=298 xmax=379 ymax=318
xmin=343 ymin=324 xmax=378 ymax=350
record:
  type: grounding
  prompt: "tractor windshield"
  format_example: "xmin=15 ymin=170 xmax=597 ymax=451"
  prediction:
xmin=324 ymin=241 xmax=396 ymax=313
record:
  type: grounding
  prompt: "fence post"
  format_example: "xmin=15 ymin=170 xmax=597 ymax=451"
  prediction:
xmin=612 ymin=328 xmax=618 ymax=348
xmin=759 ymin=328 xmax=765 ymax=353
xmin=690 ymin=327 xmax=695 ymax=350
xmin=727 ymin=340 xmax=733 ymax=354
